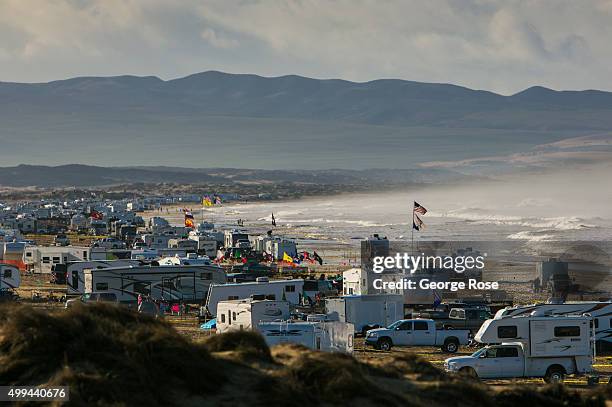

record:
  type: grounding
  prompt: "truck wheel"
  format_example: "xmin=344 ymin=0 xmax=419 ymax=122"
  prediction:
xmin=544 ymin=366 xmax=565 ymax=383
xmin=442 ymin=338 xmax=459 ymax=353
xmin=459 ymin=367 xmax=478 ymax=379
xmin=377 ymin=338 xmax=392 ymax=351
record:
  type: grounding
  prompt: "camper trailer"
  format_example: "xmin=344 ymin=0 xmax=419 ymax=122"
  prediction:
xmin=216 ymin=299 xmax=290 ymax=333
xmin=448 ymin=315 xmax=594 ymax=382
xmin=482 ymin=302 xmax=612 ymax=349
xmin=0 ymin=264 xmax=20 ymax=290
xmin=157 ymin=253 xmax=212 ymax=266
xmin=84 ymin=265 xmax=226 ymax=303
xmin=325 ymin=294 xmax=405 ymax=334
xmin=258 ymin=320 xmax=355 ymax=353
xmin=23 ymin=246 xmax=91 ymax=273
xmin=205 ymin=278 xmax=304 ymax=317
xmin=65 ymin=259 xmax=144 ymax=295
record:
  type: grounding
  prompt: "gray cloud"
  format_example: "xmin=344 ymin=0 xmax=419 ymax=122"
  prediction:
xmin=1 ymin=0 xmax=611 ymax=94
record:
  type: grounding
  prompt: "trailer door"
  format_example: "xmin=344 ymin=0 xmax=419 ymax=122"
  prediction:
xmin=385 ymin=301 xmax=396 ymax=327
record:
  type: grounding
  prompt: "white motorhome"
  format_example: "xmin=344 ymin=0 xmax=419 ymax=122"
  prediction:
xmin=65 ymin=259 xmax=144 ymax=295
xmin=0 ymin=264 xmax=20 ymax=290
xmin=480 ymin=302 xmax=612 ymax=349
xmin=84 ymin=265 xmax=226 ymax=303
xmin=216 ymin=299 xmax=290 ymax=333
xmin=325 ymin=294 xmax=405 ymax=334
xmin=258 ymin=320 xmax=355 ymax=353
xmin=448 ymin=315 xmax=594 ymax=382
xmin=205 ymin=278 xmax=304 ymax=317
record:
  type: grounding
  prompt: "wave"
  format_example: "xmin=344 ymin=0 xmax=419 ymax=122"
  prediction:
xmin=507 ymin=231 xmax=556 ymax=241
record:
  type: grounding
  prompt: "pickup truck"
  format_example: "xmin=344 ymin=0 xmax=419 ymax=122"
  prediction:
xmin=413 ymin=307 xmax=491 ymax=333
xmin=365 ymin=319 xmax=470 ymax=352
xmin=444 ymin=342 xmax=592 ymax=382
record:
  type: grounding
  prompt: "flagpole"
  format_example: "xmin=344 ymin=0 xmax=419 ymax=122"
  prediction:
xmin=411 ymin=212 xmax=414 ymax=255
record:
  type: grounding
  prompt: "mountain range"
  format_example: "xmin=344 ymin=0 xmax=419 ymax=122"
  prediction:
xmin=1 ymin=71 xmax=611 ymax=169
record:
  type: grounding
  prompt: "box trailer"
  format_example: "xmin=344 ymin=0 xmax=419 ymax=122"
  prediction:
xmin=258 ymin=320 xmax=354 ymax=353
xmin=216 ymin=299 xmax=290 ymax=333
xmin=325 ymin=294 xmax=405 ymax=334
xmin=205 ymin=277 xmax=304 ymax=317
xmin=0 ymin=263 xmax=20 ymax=290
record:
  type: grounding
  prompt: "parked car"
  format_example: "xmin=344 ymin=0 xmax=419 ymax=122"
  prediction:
xmin=65 ymin=292 xmax=119 ymax=308
xmin=54 ymin=234 xmax=71 ymax=246
xmin=92 ymin=237 xmax=126 ymax=250
xmin=365 ymin=319 xmax=470 ymax=352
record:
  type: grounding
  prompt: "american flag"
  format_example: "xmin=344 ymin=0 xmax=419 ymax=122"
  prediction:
xmin=413 ymin=201 xmax=427 ymax=215
xmin=413 ymin=214 xmax=425 ymax=231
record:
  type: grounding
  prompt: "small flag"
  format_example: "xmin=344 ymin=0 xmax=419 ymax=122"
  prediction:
xmin=433 ymin=290 xmax=442 ymax=308
xmin=90 ymin=210 xmax=103 ymax=220
xmin=413 ymin=214 xmax=425 ymax=231
xmin=203 ymin=196 xmax=213 ymax=207
xmin=214 ymin=195 xmax=222 ymax=205
xmin=313 ymin=251 xmax=323 ymax=266
xmin=271 ymin=213 xmax=276 ymax=227
xmin=283 ymin=252 xmax=293 ymax=263
xmin=184 ymin=209 xmax=195 ymax=228
xmin=413 ymin=201 xmax=428 ymax=215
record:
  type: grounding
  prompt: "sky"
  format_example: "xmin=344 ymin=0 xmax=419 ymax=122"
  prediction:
xmin=1 ymin=0 xmax=612 ymax=94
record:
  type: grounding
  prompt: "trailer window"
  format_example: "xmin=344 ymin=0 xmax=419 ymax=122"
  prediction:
xmin=265 ymin=295 xmax=276 ymax=300
xmin=554 ymin=326 xmax=580 ymax=337
xmin=3 ymin=269 xmax=12 ymax=278
xmin=42 ymin=257 xmax=50 ymax=263
xmin=285 ymin=285 xmax=296 ymax=292
xmin=228 ymin=296 xmax=239 ymax=300
xmin=53 ymin=257 xmax=60 ymax=263
xmin=232 ymin=312 xmax=236 ymax=321
xmin=414 ymin=321 xmax=429 ymax=330
xmin=96 ymin=283 xmax=109 ymax=291
xmin=220 ymin=314 xmax=226 ymax=323
xmin=497 ymin=326 xmax=518 ymax=338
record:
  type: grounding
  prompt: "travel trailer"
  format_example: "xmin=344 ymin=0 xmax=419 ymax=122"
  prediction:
xmin=23 ymin=246 xmax=91 ymax=273
xmin=216 ymin=299 xmax=290 ymax=333
xmin=481 ymin=302 xmax=612 ymax=349
xmin=157 ymin=253 xmax=212 ymax=266
xmin=449 ymin=315 xmax=594 ymax=382
xmin=325 ymin=294 xmax=405 ymax=334
xmin=205 ymin=278 xmax=304 ymax=317
xmin=258 ymin=320 xmax=355 ymax=353
xmin=84 ymin=265 xmax=226 ymax=303
xmin=0 ymin=264 xmax=20 ymax=290
xmin=65 ymin=259 xmax=144 ymax=295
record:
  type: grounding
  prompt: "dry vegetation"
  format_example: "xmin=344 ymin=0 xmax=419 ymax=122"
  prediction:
xmin=0 ymin=303 xmax=610 ymax=406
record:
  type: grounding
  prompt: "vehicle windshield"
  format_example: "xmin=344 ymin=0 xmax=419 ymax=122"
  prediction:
xmin=471 ymin=348 xmax=487 ymax=358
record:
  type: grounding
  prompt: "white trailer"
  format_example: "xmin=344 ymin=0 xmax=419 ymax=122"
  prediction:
xmin=0 ymin=264 xmax=20 ymax=290
xmin=325 ymin=294 xmax=405 ymax=334
xmin=66 ymin=259 xmax=144 ymax=295
xmin=216 ymin=299 xmax=290 ymax=333
xmin=23 ymin=246 xmax=91 ymax=273
xmin=480 ymin=302 xmax=612 ymax=349
xmin=205 ymin=278 xmax=304 ymax=317
xmin=258 ymin=320 xmax=354 ymax=353
xmin=448 ymin=315 xmax=594 ymax=382
xmin=84 ymin=264 xmax=226 ymax=303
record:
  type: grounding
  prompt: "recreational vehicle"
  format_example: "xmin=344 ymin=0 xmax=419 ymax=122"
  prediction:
xmin=216 ymin=299 xmax=290 ymax=333
xmin=0 ymin=264 xmax=20 ymax=290
xmin=325 ymin=294 xmax=405 ymax=334
xmin=23 ymin=246 xmax=91 ymax=273
xmin=84 ymin=264 xmax=226 ymax=303
xmin=157 ymin=253 xmax=212 ymax=266
xmin=205 ymin=278 xmax=304 ymax=317
xmin=448 ymin=315 xmax=594 ymax=382
xmin=65 ymin=259 xmax=144 ymax=295
xmin=480 ymin=302 xmax=612 ymax=349
xmin=258 ymin=320 xmax=355 ymax=353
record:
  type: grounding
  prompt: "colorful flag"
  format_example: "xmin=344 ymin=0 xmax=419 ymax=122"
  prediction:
xmin=214 ymin=195 xmax=222 ymax=205
xmin=313 ymin=251 xmax=323 ymax=266
xmin=283 ymin=252 xmax=293 ymax=263
xmin=433 ymin=290 xmax=442 ymax=308
xmin=413 ymin=213 xmax=425 ymax=231
xmin=90 ymin=210 xmax=103 ymax=220
xmin=184 ymin=209 xmax=195 ymax=228
xmin=413 ymin=201 xmax=428 ymax=215
xmin=203 ymin=196 xmax=213 ymax=207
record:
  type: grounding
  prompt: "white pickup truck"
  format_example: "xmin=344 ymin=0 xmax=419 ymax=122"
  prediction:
xmin=444 ymin=342 xmax=593 ymax=382
xmin=365 ymin=319 xmax=470 ymax=352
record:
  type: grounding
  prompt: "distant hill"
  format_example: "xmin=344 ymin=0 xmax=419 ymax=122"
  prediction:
xmin=1 ymin=71 xmax=610 ymax=169
xmin=0 ymin=164 xmax=469 ymax=188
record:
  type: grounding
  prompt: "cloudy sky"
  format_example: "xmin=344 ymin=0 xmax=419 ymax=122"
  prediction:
xmin=1 ymin=0 xmax=612 ymax=94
